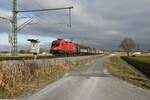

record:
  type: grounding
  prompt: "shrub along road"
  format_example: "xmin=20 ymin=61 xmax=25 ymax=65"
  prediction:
xmin=23 ymin=56 xmax=150 ymax=100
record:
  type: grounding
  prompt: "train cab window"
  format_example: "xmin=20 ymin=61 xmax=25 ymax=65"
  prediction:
xmin=51 ymin=42 xmax=60 ymax=47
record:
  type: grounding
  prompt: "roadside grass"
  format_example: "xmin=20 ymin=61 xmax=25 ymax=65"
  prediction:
xmin=0 ymin=58 xmax=93 ymax=99
xmin=106 ymin=56 xmax=150 ymax=90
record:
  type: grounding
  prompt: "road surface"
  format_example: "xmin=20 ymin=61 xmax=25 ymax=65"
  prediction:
xmin=23 ymin=56 xmax=150 ymax=100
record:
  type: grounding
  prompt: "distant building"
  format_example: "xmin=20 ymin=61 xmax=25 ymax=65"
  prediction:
xmin=133 ymin=52 xmax=141 ymax=55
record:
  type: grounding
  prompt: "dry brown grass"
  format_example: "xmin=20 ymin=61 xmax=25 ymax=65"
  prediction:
xmin=0 ymin=58 xmax=92 ymax=99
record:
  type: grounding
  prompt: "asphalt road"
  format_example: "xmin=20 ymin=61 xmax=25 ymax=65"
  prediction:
xmin=24 ymin=56 xmax=150 ymax=100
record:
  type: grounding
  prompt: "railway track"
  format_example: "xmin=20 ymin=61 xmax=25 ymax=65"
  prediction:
xmin=0 ymin=55 xmax=55 ymax=61
xmin=0 ymin=54 xmax=99 ymax=61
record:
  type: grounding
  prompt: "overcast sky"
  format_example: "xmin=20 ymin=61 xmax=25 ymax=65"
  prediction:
xmin=0 ymin=0 xmax=150 ymax=51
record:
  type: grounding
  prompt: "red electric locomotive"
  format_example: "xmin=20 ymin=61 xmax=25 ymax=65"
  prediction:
xmin=50 ymin=39 xmax=78 ymax=55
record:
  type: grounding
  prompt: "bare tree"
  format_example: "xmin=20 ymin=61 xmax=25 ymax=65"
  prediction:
xmin=120 ymin=37 xmax=136 ymax=56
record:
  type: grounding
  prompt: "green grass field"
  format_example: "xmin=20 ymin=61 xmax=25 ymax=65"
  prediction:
xmin=127 ymin=56 xmax=150 ymax=64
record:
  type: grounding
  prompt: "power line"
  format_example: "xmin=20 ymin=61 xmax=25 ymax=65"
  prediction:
xmin=17 ymin=6 xmax=73 ymax=13
xmin=18 ymin=0 xmax=71 ymax=27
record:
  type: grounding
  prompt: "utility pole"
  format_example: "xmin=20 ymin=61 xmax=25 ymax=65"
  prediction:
xmin=11 ymin=0 xmax=73 ymax=56
xmin=12 ymin=0 xmax=17 ymax=56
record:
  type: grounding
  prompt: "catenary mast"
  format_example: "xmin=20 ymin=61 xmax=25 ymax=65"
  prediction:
xmin=11 ymin=0 xmax=73 ymax=56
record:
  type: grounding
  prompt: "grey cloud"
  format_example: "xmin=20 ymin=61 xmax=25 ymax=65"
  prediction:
xmin=0 ymin=0 xmax=150 ymax=50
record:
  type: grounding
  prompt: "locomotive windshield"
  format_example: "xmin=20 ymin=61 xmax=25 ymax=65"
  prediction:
xmin=51 ymin=42 xmax=60 ymax=47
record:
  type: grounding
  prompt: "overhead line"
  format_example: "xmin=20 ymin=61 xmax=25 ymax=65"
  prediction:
xmin=16 ymin=6 xmax=73 ymax=13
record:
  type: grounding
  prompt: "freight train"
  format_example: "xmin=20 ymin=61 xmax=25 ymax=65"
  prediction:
xmin=50 ymin=38 xmax=102 ymax=56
